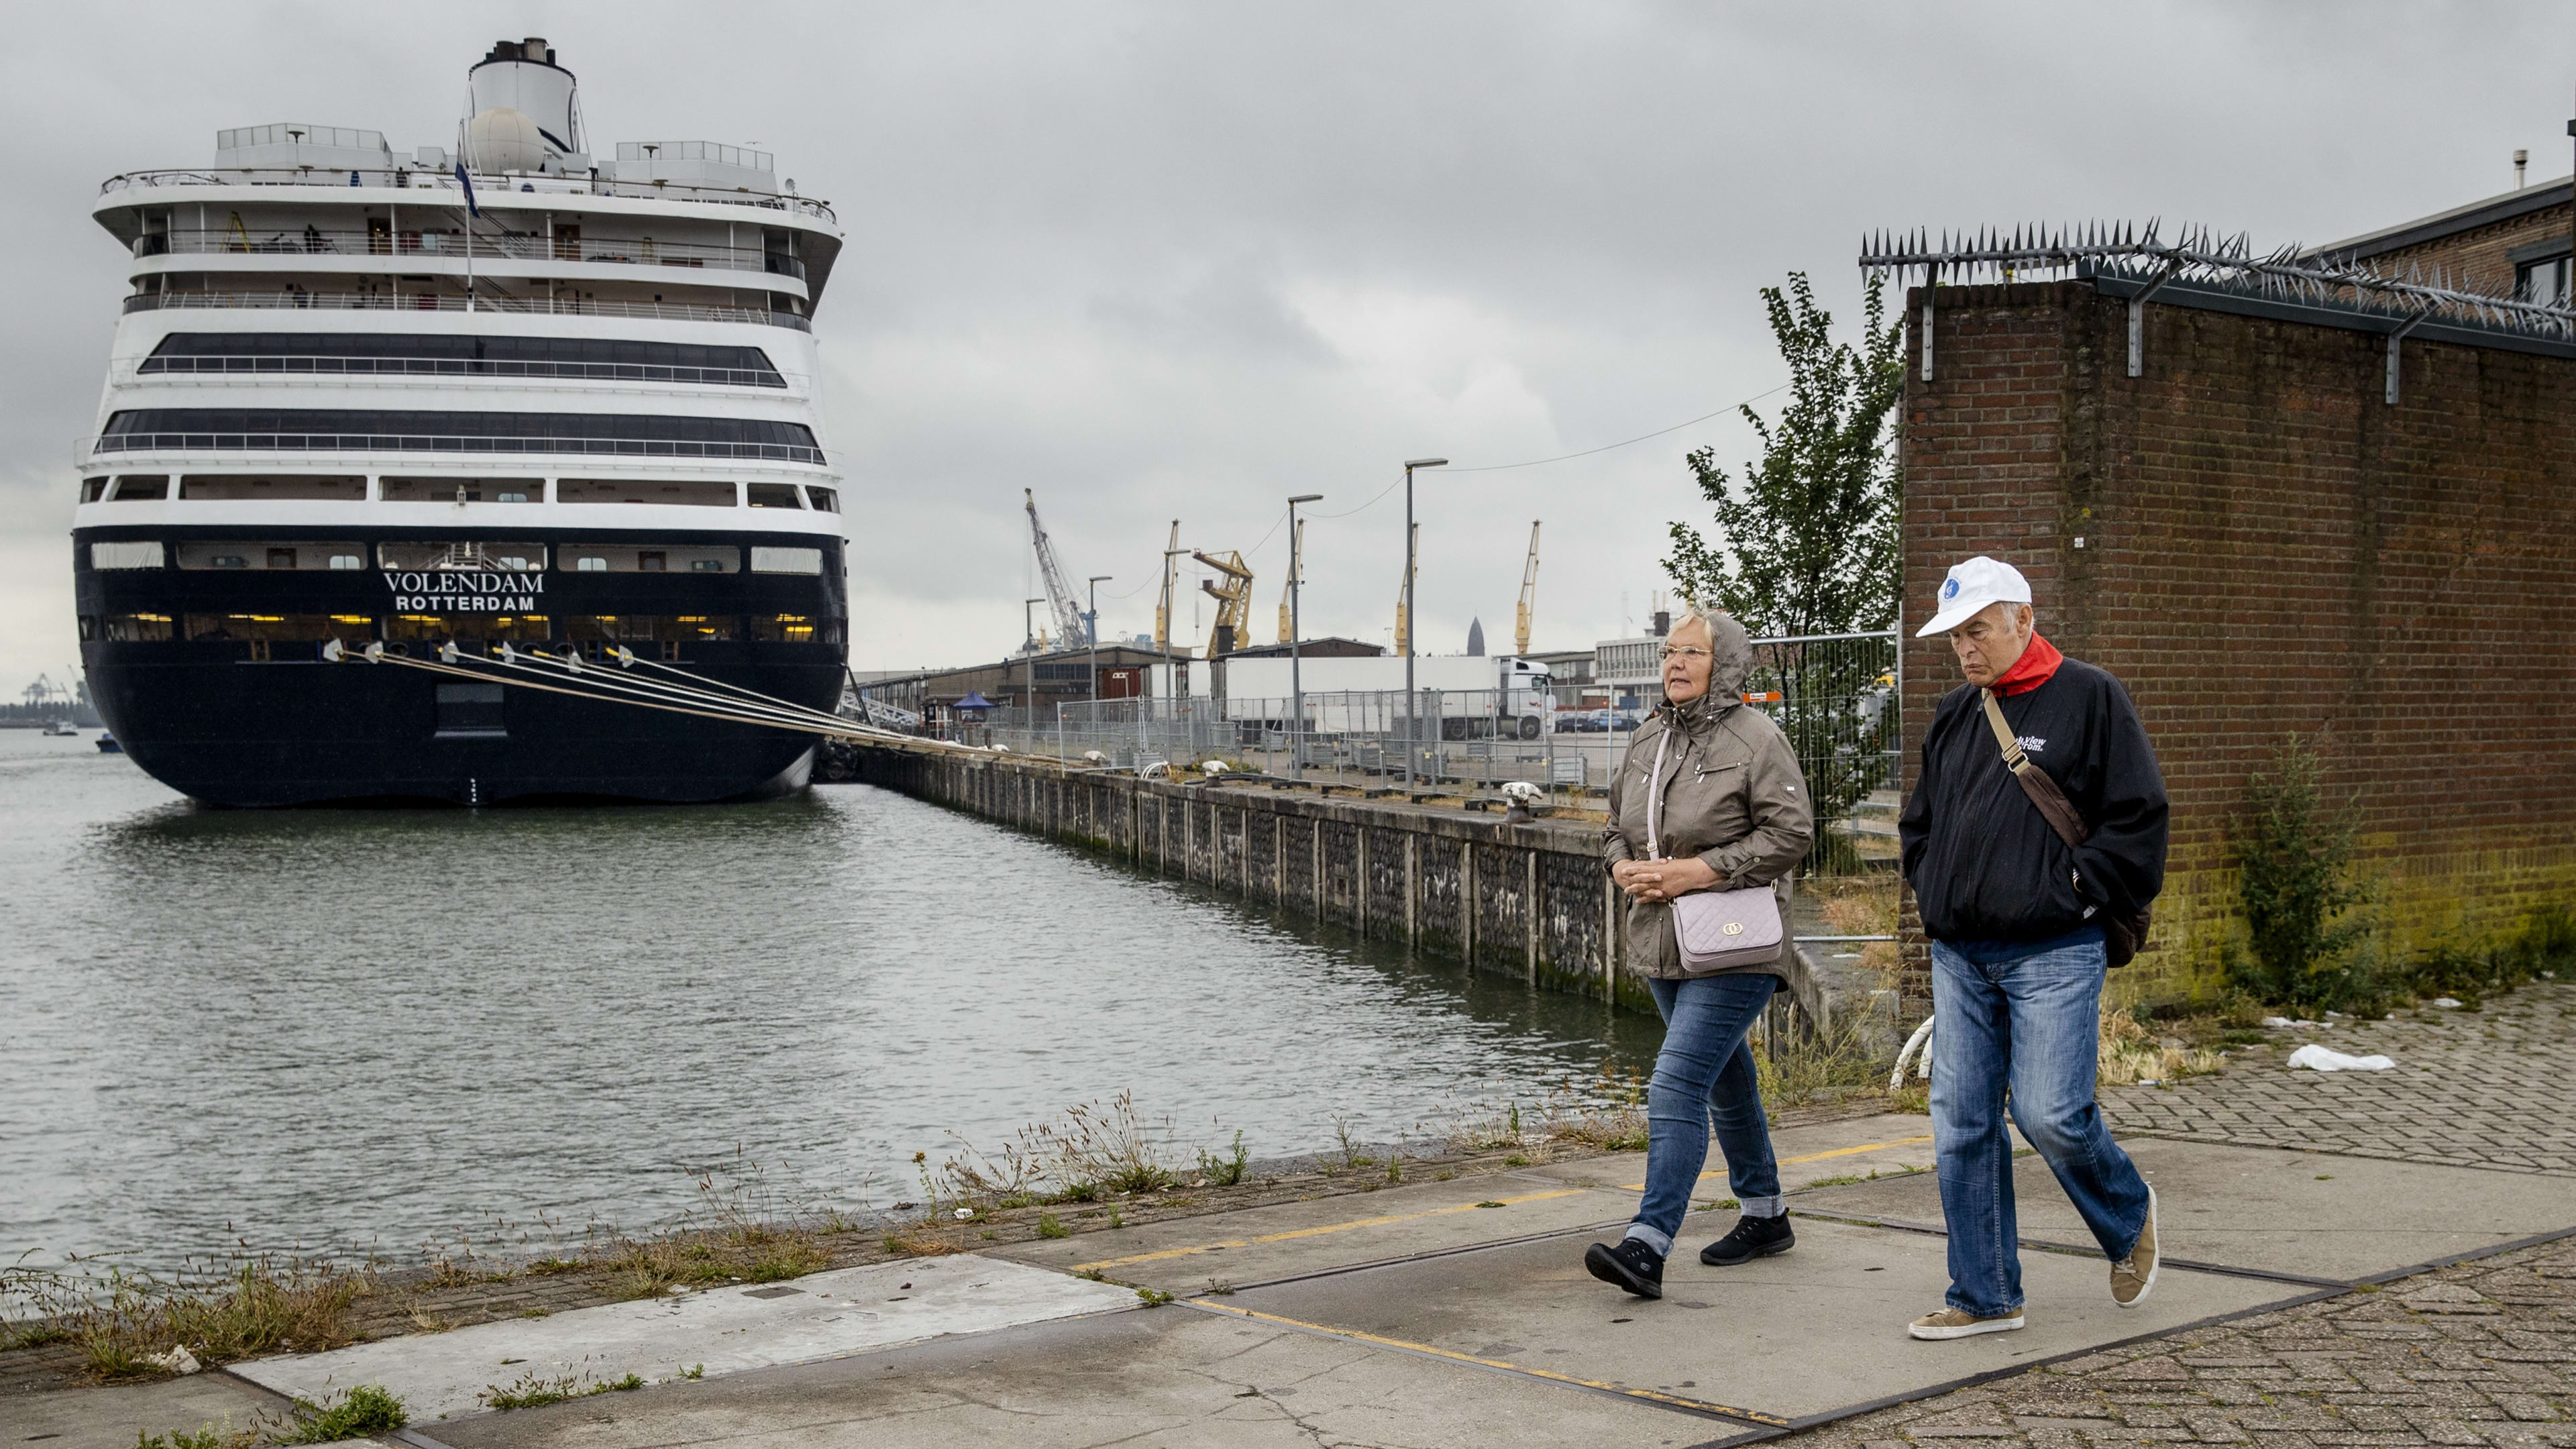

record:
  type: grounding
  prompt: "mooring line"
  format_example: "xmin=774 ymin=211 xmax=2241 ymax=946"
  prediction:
xmin=1181 ymin=1298 xmax=1792 ymax=1428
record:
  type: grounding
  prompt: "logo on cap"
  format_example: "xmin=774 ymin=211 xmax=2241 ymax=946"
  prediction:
xmin=1942 ymin=579 xmax=1960 ymax=600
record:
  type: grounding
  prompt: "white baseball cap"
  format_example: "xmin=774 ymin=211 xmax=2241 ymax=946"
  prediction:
xmin=1915 ymin=555 xmax=2032 ymax=637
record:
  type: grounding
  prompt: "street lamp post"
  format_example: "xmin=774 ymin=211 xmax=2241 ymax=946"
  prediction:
xmin=1400 ymin=458 xmax=1446 ymax=790
xmin=1024 ymin=598 xmax=1045 ymax=736
xmin=1285 ymin=493 xmax=1322 ymax=778
xmin=1086 ymin=575 xmax=1112 ymax=704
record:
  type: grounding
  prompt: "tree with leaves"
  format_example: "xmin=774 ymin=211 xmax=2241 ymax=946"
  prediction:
xmin=1666 ymin=272 xmax=1906 ymax=869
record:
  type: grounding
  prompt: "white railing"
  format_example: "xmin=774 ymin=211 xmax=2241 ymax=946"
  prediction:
xmin=119 ymin=292 xmax=809 ymax=331
xmin=98 ymin=167 xmax=839 ymax=224
xmin=120 ymin=355 xmax=796 ymax=391
xmin=87 ymin=432 xmax=826 ymax=464
xmin=134 ymin=228 xmax=807 ymax=281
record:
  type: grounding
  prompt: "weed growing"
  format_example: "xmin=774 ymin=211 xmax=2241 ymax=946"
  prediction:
xmin=132 ymin=1426 xmax=254 ymax=1449
xmin=270 ymin=1383 xmax=407 ymax=1442
xmin=1197 ymin=1130 xmax=1250 ymax=1187
xmin=480 ymin=1369 xmax=643 ymax=1411
xmin=2097 ymin=1007 xmax=2222 ymax=1086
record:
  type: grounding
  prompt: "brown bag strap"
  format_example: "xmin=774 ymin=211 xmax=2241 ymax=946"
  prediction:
xmin=1980 ymin=688 xmax=2092 ymax=849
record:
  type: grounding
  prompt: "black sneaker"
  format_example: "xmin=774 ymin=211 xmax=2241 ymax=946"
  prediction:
xmin=1699 ymin=1214 xmax=1794 ymax=1266
xmin=1583 ymin=1238 xmax=1665 ymax=1299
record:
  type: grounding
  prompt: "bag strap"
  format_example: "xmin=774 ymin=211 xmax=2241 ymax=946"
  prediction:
xmin=1979 ymin=688 xmax=2092 ymax=849
xmin=1644 ymin=727 xmax=1672 ymax=861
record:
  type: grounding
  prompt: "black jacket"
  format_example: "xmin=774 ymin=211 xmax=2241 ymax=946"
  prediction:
xmin=1898 ymin=657 xmax=2168 ymax=944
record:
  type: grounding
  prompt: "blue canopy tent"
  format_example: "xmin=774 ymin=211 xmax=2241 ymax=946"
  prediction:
xmin=953 ymin=691 xmax=995 ymax=720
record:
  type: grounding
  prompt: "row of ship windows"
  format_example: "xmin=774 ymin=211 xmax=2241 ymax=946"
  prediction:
xmin=82 ymin=475 xmax=840 ymax=511
xmin=87 ymin=541 xmax=828 ymax=575
xmin=86 ymin=613 xmax=841 ymax=646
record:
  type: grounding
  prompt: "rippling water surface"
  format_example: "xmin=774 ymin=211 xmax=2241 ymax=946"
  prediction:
xmin=0 ymin=731 xmax=1650 ymax=1273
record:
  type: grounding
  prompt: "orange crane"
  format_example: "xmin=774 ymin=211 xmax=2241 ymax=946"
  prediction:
xmin=1192 ymin=549 xmax=1254 ymax=656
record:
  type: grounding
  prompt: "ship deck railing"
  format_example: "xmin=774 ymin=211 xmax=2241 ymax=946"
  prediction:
xmin=84 ymin=433 xmax=828 ymax=465
xmin=131 ymin=228 xmax=807 ymax=280
xmin=99 ymin=168 xmax=838 ymax=225
xmin=118 ymin=292 xmax=811 ymax=331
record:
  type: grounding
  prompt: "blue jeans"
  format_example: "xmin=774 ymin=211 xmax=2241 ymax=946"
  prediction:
xmin=1626 ymin=973 xmax=1784 ymax=1256
xmin=1930 ymin=930 xmax=2151 ymax=1318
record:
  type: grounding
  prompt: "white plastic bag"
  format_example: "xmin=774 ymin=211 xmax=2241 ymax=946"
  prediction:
xmin=2288 ymin=1043 xmax=2393 ymax=1072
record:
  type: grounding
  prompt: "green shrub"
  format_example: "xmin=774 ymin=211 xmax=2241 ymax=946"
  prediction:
xmin=275 ymin=1384 xmax=406 ymax=1442
xmin=2226 ymin=735 xmax=2375 ymax=1012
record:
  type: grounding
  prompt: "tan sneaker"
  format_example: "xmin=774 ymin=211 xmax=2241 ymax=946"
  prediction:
xmin=2112 ymin=1184 xmax=2159 ymax=1308
xmin=1907 ymin=1307 xmax=2025 ymax=1340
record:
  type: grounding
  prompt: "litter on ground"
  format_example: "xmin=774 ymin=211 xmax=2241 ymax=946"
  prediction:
xmin=2288 ymin=1043 xmax=2395 ymax=1072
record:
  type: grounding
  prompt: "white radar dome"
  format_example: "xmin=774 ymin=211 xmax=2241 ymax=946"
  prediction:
xmin=466 ymin=107 xmax=549 ymax=173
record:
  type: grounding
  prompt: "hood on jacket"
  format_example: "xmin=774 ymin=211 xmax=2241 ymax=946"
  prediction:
xmin=1658 ymin=610 xmax=1755 ymax=729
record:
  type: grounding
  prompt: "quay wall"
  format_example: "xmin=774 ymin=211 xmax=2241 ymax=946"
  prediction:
xmin=843 ymin=739 xmax=1837 ymax=1028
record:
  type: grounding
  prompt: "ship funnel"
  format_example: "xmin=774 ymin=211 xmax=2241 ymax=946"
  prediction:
xmin=465 ymin=37 xmax=583 ymax=174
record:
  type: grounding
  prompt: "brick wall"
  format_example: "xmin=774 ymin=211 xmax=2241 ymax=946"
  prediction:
xmin=2363 ymin=199 xmax=2573 ymax=297
xmin=1898 ymin=280 xmax=2576 ymax=1007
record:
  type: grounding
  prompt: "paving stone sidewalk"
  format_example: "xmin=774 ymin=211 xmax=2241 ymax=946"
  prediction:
xmin=1788 ymin=1235 xmax=2576 ymax=1449
xmin=2104 ymin=983 xmax=2576 ymax=1177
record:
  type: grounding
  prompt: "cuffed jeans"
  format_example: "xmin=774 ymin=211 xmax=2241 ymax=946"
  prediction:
xmin=1625 ymin=972 xmax=1784 ymax=1256
xmin=1930 ymin=930 xmax=2152 ymax=1318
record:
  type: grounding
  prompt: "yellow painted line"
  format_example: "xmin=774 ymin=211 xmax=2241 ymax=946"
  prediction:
xmin=1621 ymin=1134 xmax=1936 ymax=1192
xmin=1186 ymin=1299 xmax=1790 ymax=1426
xmin=1071 ymin=1188 xmax=1592 ymax=1271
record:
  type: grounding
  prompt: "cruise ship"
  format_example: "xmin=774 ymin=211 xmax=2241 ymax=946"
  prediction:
xmin=72 ymin=38 xmax=850 ymax=806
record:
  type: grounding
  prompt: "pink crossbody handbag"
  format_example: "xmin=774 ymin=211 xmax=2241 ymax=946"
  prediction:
xmin=1644 ymin=726 xmax=1786 ymax=971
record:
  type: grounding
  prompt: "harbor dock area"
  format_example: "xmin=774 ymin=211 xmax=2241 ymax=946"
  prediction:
xmin=21 ymin=982 xmax=2575 ymax=1449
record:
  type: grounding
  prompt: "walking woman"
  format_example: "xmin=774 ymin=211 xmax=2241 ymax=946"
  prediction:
xmin=1584 ymin=605 xmax=1813 ymax=1299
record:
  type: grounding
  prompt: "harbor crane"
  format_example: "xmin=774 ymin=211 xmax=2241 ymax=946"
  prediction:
xmin=1192 ymin=549 xmax=1254 ymax=656
xmin=1275 ymin=516 xmax=1305 ymax=644
xmin=1154 ymin=521 xmax=1183 ymax=655
xmin=1515 ymin=521 xmax=1540 ymax=655
xmin=1024 ymin=489 xmax=1091 ymax=650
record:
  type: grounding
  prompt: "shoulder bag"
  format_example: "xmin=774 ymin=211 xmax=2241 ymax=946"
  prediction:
xmin=1978 ymin=688 xmax=2150 ymax=967
xmin=1644 ymin=724 xmax=1786 ymax=971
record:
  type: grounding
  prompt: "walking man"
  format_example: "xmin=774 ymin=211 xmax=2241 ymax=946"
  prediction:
xmin=1897 ymin=556 xmax=2169 ymax=1340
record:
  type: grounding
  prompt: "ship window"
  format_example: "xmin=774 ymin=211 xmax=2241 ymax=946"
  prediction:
xmin=107 ymin=476 xmax=170 ymax=501
xmin=178 ymin=474 xmax=366 ymax=501
xmin=386 ymin=614 xmax=550 ymax=642
xmin=557 ymin=478 xmax=737 ymax=506
xmin=803 ymin=486 xmax=840 ymax=513
xmin=82 ymin=478 xmax=109 ymax=503
xmin=746 ymin=483 xmax=804 ymax=508
xmin=184 ymin=613 xmax=368 ymax=641
xmin=750 ymin=546 xmax=823 ymax=575
xmin=141 ymin=333 xmax=787 ymax=388
xmin=89 ymin=541 xmax=166 ymax=570
xmin=751 ymin=614 xmax=818 ymax=643
xmin=564 ymin=615 xmax=738 ymax=643
xmin=106 ymin=411 xmax=820 ymax=464
xmin=103 ymin=612 xmax=174 ymax=642
xmin=178 ymin=541 xmax=368 ymax=570
xmin=382 ymin=476 xmax=545 ymax=503
xmin=376 ymin=541 xmax=549 ymax=570
xmin=558 ymin=545 xmax=735 ymax=574
xmin=80 ymin=615 xmax=97 ymax=640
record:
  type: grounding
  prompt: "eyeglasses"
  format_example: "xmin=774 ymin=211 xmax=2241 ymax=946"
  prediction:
xmin=1659 ymin=645 xmax=1710 ymax=662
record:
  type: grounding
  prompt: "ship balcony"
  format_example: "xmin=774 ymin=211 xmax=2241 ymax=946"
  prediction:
xmin=129 ymin=229 xmax=810 ymax=294
xmin=83 ymin=428 xmax=828 ymax=466
xmin=121 ymin=287 xmax=810 ymax=332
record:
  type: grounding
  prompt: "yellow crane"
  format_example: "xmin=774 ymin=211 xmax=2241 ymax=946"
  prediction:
xmin=1153 ymin=520 xmax=1183 ymax=655
xmin=1275 ymin=517 xmax=1305 ymax=644
xmin=1193 ymin=549 xmax=1254 ymax=656
xmin=1391 ymin=521 xmax=1417 ymax=655
xmin=1514 ymin=521 xmax=1540 ymax=655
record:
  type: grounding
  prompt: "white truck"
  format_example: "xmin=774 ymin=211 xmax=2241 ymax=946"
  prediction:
xmin=1215 ymin=654 xmax=1556 ymax=739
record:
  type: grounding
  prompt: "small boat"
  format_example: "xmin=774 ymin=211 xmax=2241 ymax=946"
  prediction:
xmin=42 ymin=720 xmax=78 ymax=736
xmin=96 ymin=733 xmax=123 ymax=755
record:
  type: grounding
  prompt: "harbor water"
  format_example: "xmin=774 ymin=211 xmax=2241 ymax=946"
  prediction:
xmin=0 ymin=730 xmax=1652 ymax=1277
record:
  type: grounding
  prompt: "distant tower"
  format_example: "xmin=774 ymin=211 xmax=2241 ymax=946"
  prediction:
xmin=1466 ymin=617 xmax=1485 ymax=656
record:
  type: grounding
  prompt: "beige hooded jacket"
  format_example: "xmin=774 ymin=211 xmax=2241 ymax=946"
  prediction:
xmin=1601 ymin=614 xmax=1815 ymax=980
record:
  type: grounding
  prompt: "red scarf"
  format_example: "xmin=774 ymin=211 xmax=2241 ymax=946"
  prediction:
xmin=1993 ymin=632 xmax=2063 ymax=696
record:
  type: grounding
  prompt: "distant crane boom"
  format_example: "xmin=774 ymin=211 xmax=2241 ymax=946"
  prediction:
xmin=1275 ymin=517 xmax=1303 ymax=644
xmin=1024 ymin=489 xmax=1091 ymax=649
xmin=1155 ymin=520 xmax=1181 ymax=653
xmin=1392 ymin=521 xmax=1417 ymax=655
xmin=1515 ymin=521 xmax=1540 ymax=656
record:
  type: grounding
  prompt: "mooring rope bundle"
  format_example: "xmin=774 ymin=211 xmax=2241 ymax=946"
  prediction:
xmin=321 ymin=637 xmax=986 ymax=754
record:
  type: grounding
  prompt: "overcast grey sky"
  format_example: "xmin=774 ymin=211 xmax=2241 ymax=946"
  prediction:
xmin=3 ymin=1 xmax=2569 ymax=697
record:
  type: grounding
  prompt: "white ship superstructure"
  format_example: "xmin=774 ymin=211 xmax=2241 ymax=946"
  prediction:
xmin=72 ymin=38 xmax=853 ymax=805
